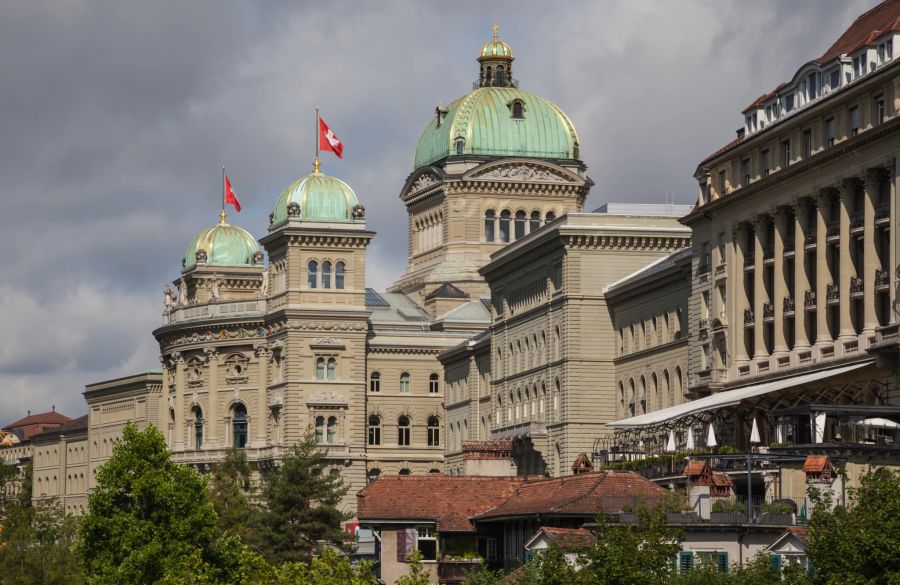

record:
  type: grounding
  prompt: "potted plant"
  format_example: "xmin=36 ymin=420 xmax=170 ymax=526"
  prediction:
xmin=760 ymin=500 xmax=795 ymax=525
xmin=710 ymin=499 xmax=746 ymax=523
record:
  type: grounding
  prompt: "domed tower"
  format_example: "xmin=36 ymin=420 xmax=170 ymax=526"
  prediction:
xmin=389 ymin=26 xmax=593 ymax=305
xmin=259 ymin=163 xmax=374 ymax=507
xmin=154 ymin=209 xmax=268 ymax=455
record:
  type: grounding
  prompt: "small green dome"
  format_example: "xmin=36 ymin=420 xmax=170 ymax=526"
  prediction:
xmin=413 ymin=87 xmax=580 ymax=170
xmin=184 ymin=221 xmax=260 ymax=269
xmin=272 ymin=171 xmax=360 ymax=225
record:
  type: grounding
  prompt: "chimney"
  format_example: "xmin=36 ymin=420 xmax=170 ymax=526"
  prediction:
xmin=462 ymin=440 xmax=517 ymax=476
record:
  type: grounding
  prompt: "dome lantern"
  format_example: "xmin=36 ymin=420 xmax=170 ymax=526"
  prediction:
xmin=478 ymin=23 xmax=515 ymax=88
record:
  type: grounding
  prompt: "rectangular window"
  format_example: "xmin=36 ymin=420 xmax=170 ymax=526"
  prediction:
xmin=850 ymin=106 xmax=860 ymax=136
xmin=829 ymin=69 xmax=840 ymax=90
xmin=807 ymin=73 xmax=817 ymax=99
xmin=368 ymin=425 xmax=380 ymax=446
xmin=718 ymin=170 xmax=727 ymax=196
xmin=761 ymin=149 xmax=770 ymax=177
xmin=417 ymin=527 xmax=437 ymax=561
xmin=888 ymin=39 xmax=894 ymax=60
xmin=785 ymin=94 xmax=794 ymax=112
xmin=781 ymin=139 xmax=791 ymax=168
xmin=741 ymin=159 xmax=750 ymax=186
xmin=802 ymin=129 xmax=812 ymax=158
xmin=826 ymin=118 xmax=835 ymax=147
xmin=875 ymin=95 xmax=885 ymax=126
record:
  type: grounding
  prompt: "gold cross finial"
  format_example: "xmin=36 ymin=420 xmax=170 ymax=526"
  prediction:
xmin=493 ymin=22 xmax=499 ymax=41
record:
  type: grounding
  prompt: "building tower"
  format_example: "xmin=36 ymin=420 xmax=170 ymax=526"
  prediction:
xmin=389 ymin=26 xmax=593 ymax=307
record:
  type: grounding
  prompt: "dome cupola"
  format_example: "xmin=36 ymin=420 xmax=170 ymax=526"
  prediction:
xmin=478 ymin=24 xmax=515 ymax=88
xmin=184 ymin=215 xmax=261 ymax=270
xmin=271 ymin=164 xmax=364 ymax=228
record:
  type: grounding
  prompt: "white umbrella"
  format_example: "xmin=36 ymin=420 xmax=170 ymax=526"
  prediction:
xmin=750 ymin=417 xmax=761 ymax=444
xmin=856 ymin=417 xmax=900 ymax=429
xmin=686 ymin=428 xmax=695 ymax=451
xmin=665 ymin=430 xmax=676 ymax=453
xmin=776 ymin=424 xmax=784 ymax=444
xmin=706 ymin=423 xmax=717 ymax=448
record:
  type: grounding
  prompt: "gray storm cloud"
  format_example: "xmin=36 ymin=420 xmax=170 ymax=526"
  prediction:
xmin=0 ymin=0 xmax=875 ymax=422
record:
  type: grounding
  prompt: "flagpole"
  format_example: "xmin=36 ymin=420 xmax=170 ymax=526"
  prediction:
xmin=221 ymin=165 xmax=226 ymax=224
xmin=315 ymin=105 xmax=320 ymax=173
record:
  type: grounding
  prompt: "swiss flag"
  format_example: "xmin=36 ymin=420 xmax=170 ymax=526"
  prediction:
xmin=224 ymin=173 xmax=241 ymax=212
xmin=319 ymin=117 xmax=344 ymax=159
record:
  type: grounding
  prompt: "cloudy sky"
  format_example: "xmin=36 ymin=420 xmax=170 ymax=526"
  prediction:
xmin=0 ymin=0 xmax=876 ymax=422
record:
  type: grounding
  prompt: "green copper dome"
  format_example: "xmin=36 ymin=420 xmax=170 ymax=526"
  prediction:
xmin=272 ymin=171 xmax=360 ymax=225
xmin=184 ymin=220 xmax=260 ymax=269
xmin=413 ymin=87 xmax=580 ymax=170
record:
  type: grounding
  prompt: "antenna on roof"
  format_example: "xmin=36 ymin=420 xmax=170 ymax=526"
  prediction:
xmin=52 ymin=404 xmax=56 ymax=412
xmin=27 ymin=410 xmax=31 ymax=417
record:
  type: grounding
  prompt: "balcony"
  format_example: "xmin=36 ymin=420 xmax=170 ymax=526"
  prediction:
xmin=438 ymin=559 xmax=485 ymax=584
xmin=876 ymin=201 xmax=890 ymax=224
xmin=826 ymin=221 xmax=840 ymax=243
xmin=850 ymin=212 xmax=865 ymax=235
xmin=491 ymin=420 xmax=547 ymax=440
xmin=763 ymin=302 xmax=775 ymax=322
xmin=850 ymin=276 xmax=864 ymax=298
xmin=744 ymin=308 xmax=755 ymax=327
xmin=783 ymin=296 xmax=795 ymax=316
xmin=763 ymin=244 xmax=774 ymax=263
xmin=162 ymin=299 xmax=267 ymax=326
xmin=876 ymin=268 xmax=890 ymax=291
xmin=743 ymin=252 xmax=756 ymax=270
xmin=715 ymin=264 xmax=726 ymax=276
xmin=804 ymin=232 xmax=817 ymax=249
xmin=826 ymin=283 xmax=839 ymax=304
xmin=804 ymin=290 xmax=817 ymax=310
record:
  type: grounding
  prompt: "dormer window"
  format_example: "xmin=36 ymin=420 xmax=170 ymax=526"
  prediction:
xmin=455 ymin=138 xmax=464 ymax=155
xmin=785 ymin=94 xmax=795 ymax=112
xmin=510 ymin=99 xmax=525 ymax=119
xmin=828 ymin=69 xmax=840 ymax=91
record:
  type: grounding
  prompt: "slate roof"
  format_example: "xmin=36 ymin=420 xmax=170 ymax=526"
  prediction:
xmin=425 ymin=283 xmax=469 ymax=300
xmin=357 ymin=475 xmax=525 ymax=532
xmin=474 ymin=471 xmax=669 ymax=520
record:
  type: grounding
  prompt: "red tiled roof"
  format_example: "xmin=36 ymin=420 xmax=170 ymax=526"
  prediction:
xmin=711 ymin=473 xmax=733 ymax=488
xmin=474 ymin=471 xmax=669 ymax=520
xmin=803 ymin=455 xmax=832 ymax=473
xmin=683 ymin=461 xmax=709 ymax=476
xmin=817 ymin=0 xmax=900 ymax=64
xmin=3 ymin=410 xmax=72 ymax=430
xmin=357 ymin=475 xmax=525 ymax=532
xmin=786 ymin=527 xmax=809 ymax=543
xmin=31 ymin=415 xmax=88 ymax=440
xmin=536 ymin=527 xmax=595 ymax=550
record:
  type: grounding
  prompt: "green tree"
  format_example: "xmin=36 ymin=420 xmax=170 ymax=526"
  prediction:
xmin=0 ymin=497 xmax=82 ymax=585
xmin=519 ymin=545 xmax=579 ymax=585
xmin=577 ymin=504 xmax=683 ymax=585
xmin=395 ymin=549 xmax=432 ymax=585
xmin=77 ymin=423 xmax=227 ymax=585
xmin=806 ymin=468 xmax=900 ymax=584
xmin=258 ymin=432 xmax=350 ymax=563
xmin=207 ymin=447 xmax=260 ymax=548
xmin=276 ymin=547 xmax=375 ymax=585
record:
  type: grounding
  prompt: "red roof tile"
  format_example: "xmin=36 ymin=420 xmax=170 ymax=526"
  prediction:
xmin=357 ymin=475 xmax=525 ymax=532
xmin=536 ymin=526 xmax=595 ymax=550
xmin=4 ymin=410 xmax=72 ymax=430
xmin=803 ymin=455 xmax=832 ymax=473
xmin=817 ymin=0 xmax=900 ymax=64
xmin=683 ymin=461 xmax=709 ymax=477
xmin=474 ymin=471 xmax=669 ymax=520
xmin=786 ymin=527 xmax=809 ymax=543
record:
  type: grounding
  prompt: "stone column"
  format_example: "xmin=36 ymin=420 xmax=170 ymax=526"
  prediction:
xmin=815 ymin=190 xmax=832 ymax=348
xmin=794 ymin=200 xmax=812 ymax=351
xmin=204 ymin=347 xmax=219 ymax=447
xmin=255 ymin=344 xmax=270 ymax=447
xmin=773 ymin=208 xmax=789 ymax=357
xmin=753 ymin=217 xmax=767 ymax=360
xmin=838 ymin=179 xmax=857 ymax=343
xmin=172 ymin=351 xmax=185 ymax=451
xmin=733 ymin=225 xmax=750 ymax=365
xmin=863 ymin=169 xmax=882 ymax=336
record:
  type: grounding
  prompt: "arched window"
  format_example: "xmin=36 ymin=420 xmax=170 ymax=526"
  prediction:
xmin=514 ymin=210 xmax=526 ymax=240
xmin=398 ymin=416 xmax=411 ymax=446
xmin=651 ymin=373 xmax=659 ymax=412
xmin=664 ymin=370 xmax=672 ymax=407
xmin=545 ymin=211 xmax=556 ymax=224
xmin=307 ymin=260 xmax=318 ymax=289
xmin=553 ymin=379 xmax=560 ymax=417
xmin=326 ymin=416 xmax=337 ymax=444
xmin=512 ymin=100 xmax=524 ymax=119
xmin=316 ymin=357 xmax=325 ymax=380
xmin=554 ymin=326 xmax=561 ymax=360
xmin=233 ymin=404 xmax=248 ymax=448
xmin=499 ymin=210 xmax=511 ymax=242
xmin=484 ymin=210 xmax=496 ymax=242
xmin=484 ymin=66 xmax=492 ymax=86
xmin=399 ymin=468 xmax=411 ymax=476
xmin=367 ymin=468 xmax=381 ymax=483
xmin=321 ymin=261 xmax=332 ymax=289
xmin=675 ymin=367 xmax=683 ymax=400
xmin=315 ymin=416 xmax=325 ymax=443
xmin=628 ymin=379 xmax=636 ymax=416
xmin=193 ymin=406 xmax=203 ymax=450
xmin=639 ymin=376 xmax=647 ymax=414
xmin=368 ymin=415 xmax=381 ymax=445
xmin=429 ymin=373 xmax=440 ymax=394
xmin=427 ymin=416 xmax=440 ymax=446
xmin=326 ymin=357 xmax=337 ymax=380
xmin=496 ymin=65 xmax=506 ymax=86
xmin=369 ymin=372 xmax=381 ymax=393
xmin=530 ymin=211 xmax=541 ymax=232
xmin=335 ymin=261 xmax=345 ymax=289
xmin=400 ymin=372 xmax=410 ymax=393
xmin=618 ymin=382 xmax=625 ymax=415
xmin=455 ymin=138 xmax=464 ymax=155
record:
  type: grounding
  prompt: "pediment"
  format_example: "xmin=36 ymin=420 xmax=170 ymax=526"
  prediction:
xmin=307 ymin=390 xmax=347 ymax=406
xmin=464 ymin=160 xmax=582 ymax=184
xmin=403 ymin=169 xmax=443 ymax=199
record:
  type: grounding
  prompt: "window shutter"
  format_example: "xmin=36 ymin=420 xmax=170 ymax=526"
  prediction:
xmin=524 ymin=549 xmax=535 ymax=563
xmin=397 ymin=529 xmax=407 ymax=562
xmin=769 ymin=553 xmax=782 ymax=573
xmin=679 ymin=551 xmax=693 ymax=574
xmin=717 ymin=551 xmax=729 ymax=573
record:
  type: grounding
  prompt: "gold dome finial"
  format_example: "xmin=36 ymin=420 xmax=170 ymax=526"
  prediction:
xmin=220 ymin=209 xmax=227 ymax=224
xmin=493 ymin=22 xmax=499 ymax=41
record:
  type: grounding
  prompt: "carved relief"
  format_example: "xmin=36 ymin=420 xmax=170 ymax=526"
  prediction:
xmin=352 ymin=203 xmax=366 ymax=219
xmin=225 ymin=353 xmax=250 ymax=384
xmin=409 ymin=173 xmax=440 ymax=193
xmin=287 ymin=202 xmax=302 ymax=218
xmin=471 ymin=163 xmax=571 ymax=183
xmin=308 ymin=390 xmax=348 ymax=405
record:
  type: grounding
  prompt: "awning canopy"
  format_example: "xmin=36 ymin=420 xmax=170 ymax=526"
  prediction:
xmin=608 ymin=361 xmax=873 ymax=431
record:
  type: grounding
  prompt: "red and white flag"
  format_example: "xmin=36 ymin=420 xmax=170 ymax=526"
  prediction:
xmin=319 ymin=117 xmax=344 ymax=159
xmin=224 ymin=173 xmax=241 ymax=212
